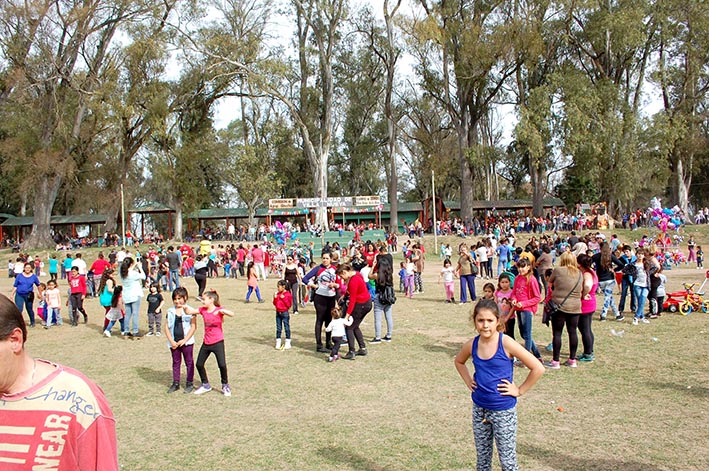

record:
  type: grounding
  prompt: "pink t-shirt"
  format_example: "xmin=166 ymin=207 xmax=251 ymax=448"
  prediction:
xmin=495 ymin=289 xmax=514 ymax=319
xmin=251 ymin=247 xmax=264 ymax=264
xmin=580 ymin=270 xmax=598 ymax=315
xmin=199 ymin=306 xmax=225 ymax=345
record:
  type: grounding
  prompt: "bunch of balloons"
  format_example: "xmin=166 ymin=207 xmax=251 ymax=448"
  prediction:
xmin=649 ymin=197 xmax=683 ymax=231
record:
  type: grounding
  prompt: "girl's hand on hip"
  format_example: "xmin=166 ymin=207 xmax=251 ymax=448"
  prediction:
xmin=497 ymin=379 xmax=519 ymax=397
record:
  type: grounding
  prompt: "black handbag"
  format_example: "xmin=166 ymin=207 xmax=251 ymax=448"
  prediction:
xmin=543 ymin=272 xmax=582 ymax=326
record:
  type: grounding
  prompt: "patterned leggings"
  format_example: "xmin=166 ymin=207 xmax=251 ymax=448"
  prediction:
xmin=472 ymin=405 xmax=518 ymax=471
xmin=414 ymin=272 xmax=423 ymax=292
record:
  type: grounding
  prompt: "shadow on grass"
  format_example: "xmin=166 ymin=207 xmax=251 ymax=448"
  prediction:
xmin=519 ymin=444 xmax=665 ymax=471
xmin=647 ymin=381 xmax=709 ymax=399
xmin=422 ymin=341 xmax=460 ymax=356
xmin=135 ymin=366 xmax=169 ymax=386
xmin=318 ymin=445 xmax=387 ymax=471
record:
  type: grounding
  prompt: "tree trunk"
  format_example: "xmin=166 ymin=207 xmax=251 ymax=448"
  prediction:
xmin=22 ymin=174 xmax=62 ymax=249
xmin=458 ymin=124 xmax=473 ymax=224
xmin=173 ymin=205 xmax=183 ymax=242
xmin=674 ymin=157 xmax=691 ymax=215
xmin=530 ymin=160 xmax=544 ymax=217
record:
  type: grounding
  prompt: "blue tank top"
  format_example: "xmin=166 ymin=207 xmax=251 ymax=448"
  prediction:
xmin=471 ymin=333 xmax=516 ymax=410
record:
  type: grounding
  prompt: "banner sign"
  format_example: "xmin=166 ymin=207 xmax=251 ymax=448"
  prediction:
xmin=355 ymin=195 xmax=381 ymax=206
xmin=269 ymin=198 xmax=296 ymax=209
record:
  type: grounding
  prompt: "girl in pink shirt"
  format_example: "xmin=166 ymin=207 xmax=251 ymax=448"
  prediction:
xmin=511 ymin=259 xmax=542 ymax=361
xmin=187 ymin=290 xmax=235 ymax=397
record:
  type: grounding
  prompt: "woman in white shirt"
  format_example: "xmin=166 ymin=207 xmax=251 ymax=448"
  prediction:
xmin=119 ymin=257 xmax=146 ymax=337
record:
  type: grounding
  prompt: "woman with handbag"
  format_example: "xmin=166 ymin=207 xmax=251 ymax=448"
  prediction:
xmin=369 ymin=246 xmax=395 ymax=343
xmin=547 ymin=252 xmax=584 ymax=369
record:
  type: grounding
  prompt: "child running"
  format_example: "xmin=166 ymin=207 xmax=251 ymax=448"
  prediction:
xmin=325 ymin=305 xmax=353 ymax=362
xmin=454 ymin=299 xmax=544 ymax=471
xmin=273 ymin=280 xmax=293 ymax=350
xmin=438 ymin=258 xmax=457 ymax=303
xmin=146 ymin=283 xmax=164 ymax=336
xmin=189 ymin=290 xmax=235 ymax=396
xmin=103 ymin=286 xmax=124 ymax=337
xmin=164 ymin=287 xmax=197 ymax=394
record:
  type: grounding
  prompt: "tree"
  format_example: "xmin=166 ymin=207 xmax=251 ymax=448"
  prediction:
xmin=0 ymin=1 xmax=159 ymax=248
xmin=655 ymin=0 xmax=709 ymax=214
xmin=414 ymin=0 xmax=517 ymax=223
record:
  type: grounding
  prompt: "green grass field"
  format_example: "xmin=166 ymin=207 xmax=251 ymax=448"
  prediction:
xmin=4 ymin=227 xmax=709 ymax=470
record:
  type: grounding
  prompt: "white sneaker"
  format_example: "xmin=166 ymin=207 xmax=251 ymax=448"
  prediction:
xmin=156 ymin=332 xmax=161 ymax=336
xmin=275 ymin=339 xmax=282 ymax=350
xmin=193 ymin=384 xmax=212 ymax=395
xmin=632 ymin=318 xmax=639 ymax=326
xmin=641 ymin=318 xmax=650 ymax=324
xmin=103 ymin=330 xmax=111 ymax=337
xmin=222 ymin=384 xmax=232 ymax=397
xmin=146 ymin=332 xmax=154 ymax=336
xmin=284 ymin=339 xmax=292 ymax=350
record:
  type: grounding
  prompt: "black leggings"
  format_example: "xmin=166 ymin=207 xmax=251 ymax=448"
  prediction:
xmin=578 ymin=313 xmax=594 ymax=355
xmin=196 ymin=340 xmax=228 ymax=385
xmin=504 ymin=318 xmax=515 ymax=340
xmin=552 ymin=311 xmax=580 ymax=361
xmin=195 ymin=275 xmax=207 ymax=298
xmin=313 ymin=294 xmax=336 ymax=348
xmin=346 ymin=300 xmax=372 ymax=352
xmin=70 ymin=292 xmax=87 ymax=323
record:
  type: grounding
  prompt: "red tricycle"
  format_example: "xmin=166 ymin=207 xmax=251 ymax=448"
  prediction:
xmin=664 ymin=271 xmax=709 ymax=315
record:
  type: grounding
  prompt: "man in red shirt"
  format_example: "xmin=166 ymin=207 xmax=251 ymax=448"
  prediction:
xmin=0 ymin=294 xmax=118 ymax=470
xmin=89 ymin=252 xmax=112 ymax=297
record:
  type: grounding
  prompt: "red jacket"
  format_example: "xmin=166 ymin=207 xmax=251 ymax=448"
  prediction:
xmin=346 ymin=272 xmax=371 ymax=315
xmin=273 ymin=291 xmax=293 ymax=312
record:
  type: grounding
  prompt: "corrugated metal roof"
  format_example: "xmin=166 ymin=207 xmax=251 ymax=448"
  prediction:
xmin=1 ymin=214 xmax=108 ymax=227
xmin=381 ymin=202 xmax=422 ymax=212
xmin=129 ymin=203 xmax=174 ymax=213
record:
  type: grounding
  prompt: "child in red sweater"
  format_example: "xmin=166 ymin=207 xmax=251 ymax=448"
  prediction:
xmin=68 ymin=266 xmax=88 ymax=326
xmin=273 ymin=280 xmax=293 ymax=350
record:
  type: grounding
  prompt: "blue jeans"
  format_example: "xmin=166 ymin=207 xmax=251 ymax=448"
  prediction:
xmin=373 ymin=294 xmax=394 ymax=339
xmin=276 ymin=311 xmax=291 ymax=339
xmin=517 ymin=310 xmax=541 ymax=358
xmin=633 ymin=285 xmax=648 ymax=319
xmin=619 ymin=277 xmax=636 ymax=312
xmin=15 ymin=293 xmax=35 ymax=326
xmin=246 ymin=286 xmax=262 ymax=302
xmin=497 ymin=259 xmax=508 ymax=277
xmin=598 ymin=280 xmax=618 ymax=318
xmin=124 ymin=299 xmax=142 ymax=334
xmin=459 ymin=275 xmax=476 ymax=303
xmin=168 ymin=269 xmax=180 ymax=291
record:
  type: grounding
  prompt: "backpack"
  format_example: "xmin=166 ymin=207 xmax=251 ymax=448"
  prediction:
xmin=621 ymin=263 xmax=637 ymax=278
xmin=378 ymin=285 xmax=397 ymax=305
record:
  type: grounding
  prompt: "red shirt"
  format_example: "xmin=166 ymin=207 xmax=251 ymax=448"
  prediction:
xmin=68 ymin=274 xmax=86 ymax=295
xmin=346 ymin=272 xmax=371 ymax=314
xmin=198 ymin=307 xmax=225 ymax=345
xmin=273 ymin=291 xmax=293 ymax=312
xmin=90 ymin=258 xmax=111 ymax=276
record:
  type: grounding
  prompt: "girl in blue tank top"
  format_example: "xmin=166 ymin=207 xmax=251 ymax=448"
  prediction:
xmin=455 ymin=299 xmax=545 ymax=471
